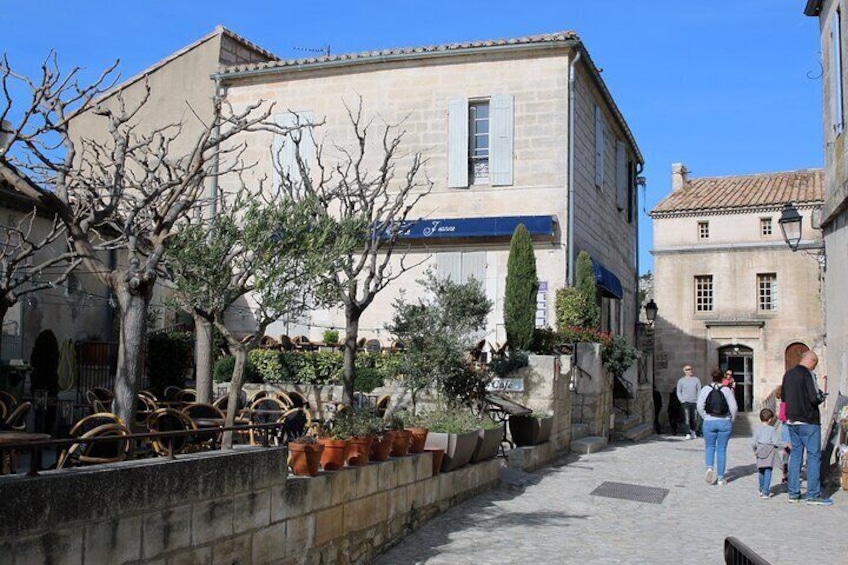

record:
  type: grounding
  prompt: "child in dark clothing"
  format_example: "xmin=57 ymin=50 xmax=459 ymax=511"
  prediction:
xmin=667 ymin=391 xmax=682 ymax=435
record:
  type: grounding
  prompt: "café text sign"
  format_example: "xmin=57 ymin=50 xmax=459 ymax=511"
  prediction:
xmin=486 ymin=378 xmax=525 ymax=392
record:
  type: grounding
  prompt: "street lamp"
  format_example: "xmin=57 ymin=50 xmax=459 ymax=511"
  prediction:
xmin=778 ymin=202 xmax=803 ymax=252
xmin=644 ymin=299 xmax=658 ymax=326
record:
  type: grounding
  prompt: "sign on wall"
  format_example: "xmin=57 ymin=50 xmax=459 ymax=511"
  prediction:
xmin=486 ymin=377 xmax=525 ymax=392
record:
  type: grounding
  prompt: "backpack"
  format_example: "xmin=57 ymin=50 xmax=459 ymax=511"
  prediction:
xmin=705 ymin=384 xmax=729 ymax=416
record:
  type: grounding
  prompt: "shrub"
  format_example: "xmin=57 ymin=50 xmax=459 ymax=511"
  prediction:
xmin=602 ymin=334 xmax=640 ymax=376
xmin=488 ymin=350 xmax=529 ymax=378
xmin=418 ymin=408 xmax=481 ymax=434
xmin=322 ymin=329 xmax=340 ymax=345
xmin=213 ymin=355 xmax=261 ymax=384
xmin=354 ymin=367 xmax=383 ymax=393
xmin=147 ymin=330 xmax=194 ymax=395
xmin=530 ymin=327 xmax=562 ymax=354
xmin=248 ymin=349 xmax=284 ymax=383
xmin=504 ymin=223 xmax=537 ymax=350
xmin=298 ymin=351 xmax=344 ymax=384
xmin=576 ymin=251 xmax=599 ymax=328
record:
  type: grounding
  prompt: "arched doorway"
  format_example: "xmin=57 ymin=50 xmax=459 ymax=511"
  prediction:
xmin=719 ymin=345 xmax=753 ymax=412
xmin=785 ymin=342 xmax=809 ymax=371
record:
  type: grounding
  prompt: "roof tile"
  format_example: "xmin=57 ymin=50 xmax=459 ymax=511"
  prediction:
xmin=651 ymin=169 xmax=824 ymax=215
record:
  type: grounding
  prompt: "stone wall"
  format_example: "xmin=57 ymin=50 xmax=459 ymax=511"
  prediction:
xmin=570 ymin=343 xmax=613 ymax=437
xmin=0 ymin=445 xmax=502 ymax=564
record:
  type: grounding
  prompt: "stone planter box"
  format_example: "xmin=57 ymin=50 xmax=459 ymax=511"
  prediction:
xmin=424 ymin=430 xmax=478 ymax=472
xmin=471 ymin=425 xmax=504 ymax=463
xmin=509 ymin=415 xmax=553 ymax=446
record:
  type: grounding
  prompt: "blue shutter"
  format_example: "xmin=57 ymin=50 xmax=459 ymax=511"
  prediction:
xmin=489 ymin=94 xmax=514 ymax=186
xmin=594 ymin=105 xmax=605 ymax=188
xmin=447 ymin=98 xmax=469 ymax=188
xmin=273 ymin=111 xmax=314 ymax=190
xmin=615 ymin=140 xmax=627 ymax=211
xmin=833 ymin=11 xmax=844 ymax=136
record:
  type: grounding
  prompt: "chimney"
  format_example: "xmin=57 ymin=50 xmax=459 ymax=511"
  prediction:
xmin=671 ymin=163 xmax=688 ymax=192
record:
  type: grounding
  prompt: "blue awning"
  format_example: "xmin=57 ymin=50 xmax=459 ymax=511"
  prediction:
xmin=591 ymin=258 xmax=623 ymax=300
xmin=399 ymin=215 xmax=556 ymax=240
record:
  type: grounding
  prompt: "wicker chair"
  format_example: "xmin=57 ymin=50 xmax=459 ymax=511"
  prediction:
xmin=5 ymin=401 xmax=32 ymax=431
xmin=146 ymin=408 xmax=196 ymax=456
xmin=279 ymin=407 xmax=313 ymax=443
xmin=181 ymin=403 xmax=225 ymax=450
xmin=247 ymin=397 xmax=288 ymax=445
xmin=0 ymin=390 xmax=17 ymax=412
xmin=135 ymin=393 xmax=159 ymax=425
xmin=375 ymin=394 xmax=391 ymax=419
xmin=287 ymin=390 xmax=309 ymax=410
xmin=175 ymin=389 xmax=197 ymax=403
xmin=56 ymin=422 xmax=132 ymax=468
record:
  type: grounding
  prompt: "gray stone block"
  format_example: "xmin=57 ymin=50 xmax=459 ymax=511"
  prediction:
xmin=191 ymin=499 xmax=234 ymax=546
xmin=142 ymin=505 xmax=192 ymax=559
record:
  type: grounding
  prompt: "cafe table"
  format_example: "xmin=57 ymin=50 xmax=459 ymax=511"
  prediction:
xmin=0 ymin=431 xmax=52 ymax=474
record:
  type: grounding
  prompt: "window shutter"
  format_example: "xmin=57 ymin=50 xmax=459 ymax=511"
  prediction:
xmin=489 ymin=94 xmax=514 ymax=186
xmin=436 ymin=252 xmax=462 ymax=283
xmin=461 ymin=251 xmax=486 ymax=284
xmin=615 ymin=140 xmax=627 ymax=211
xmin=833 ymin=11 xmax=844 ymax=136
xmin=594 ymin=105 xmax=605 ymax=188
xmin=272 ymin=111 xmax=314 ymax=190
xmin=447 ymin=99 xmax=469 ymax=188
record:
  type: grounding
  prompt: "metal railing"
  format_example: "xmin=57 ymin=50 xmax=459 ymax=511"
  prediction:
xmin=724 ymin=536 xmax=771 ymax=565
xmin=0 ymin=421 xmax=288 ymax=477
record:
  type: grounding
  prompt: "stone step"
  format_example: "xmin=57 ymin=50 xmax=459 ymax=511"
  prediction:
xmin=570 ymin=436 xmax=608 ymax=454
xmin=570 ymin=423 xmax=589 ymax=442
xmin=614 ymin=414 xmax=641 ymax=432
xmin=621 ymin=423 xmax=654 ymax=442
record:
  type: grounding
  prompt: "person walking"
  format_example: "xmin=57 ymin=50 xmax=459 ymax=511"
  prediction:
xmin=752 ymin=408 xmax=782 ymax=498
xmin=676 ymin=365 xmax=701 ymax=439
xmin=781 ymin=351 xmax=832 ymax=506
xmin=697 ymin=368 xmax=737 ymax=485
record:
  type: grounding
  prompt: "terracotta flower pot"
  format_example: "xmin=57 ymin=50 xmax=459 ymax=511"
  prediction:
xmin=408 ymin=427 xmax=428 ymax=454
xmin=390 ymin=429 xmax=411 ymax=457
xmin=288 ymin=442 xmax=324 ymax=477
xmin=371 ymin=431 xmax=395 ymax=461
xmin=346 ymin=435 xmax=373 ymax=466
xmin=318 ymin=438 xmax=349 ymax=471
xmin=424 ymin=447 xmax=444 ymax=476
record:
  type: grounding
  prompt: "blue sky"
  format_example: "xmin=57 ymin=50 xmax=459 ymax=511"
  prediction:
xmin=1 ymin=1 xmax=822 ymax=274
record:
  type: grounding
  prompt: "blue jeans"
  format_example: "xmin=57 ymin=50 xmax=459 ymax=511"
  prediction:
xmin=787 ymin=423 xmax=822 ymax=499
xmin=682 ymin=402 xmax=698 ymax=436
xmin=758 ymin=467 xmax=773 ymax=495
xmin=703 ymin=418 xmax=732 ymax=478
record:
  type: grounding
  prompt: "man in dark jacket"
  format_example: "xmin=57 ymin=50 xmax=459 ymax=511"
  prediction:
xmin=781 ymin=351 xmax=832 ymax=506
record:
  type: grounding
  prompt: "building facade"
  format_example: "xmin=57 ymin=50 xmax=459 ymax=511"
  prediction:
xmin=805 ymin=0 xmax=848 ymax=398
xmin=215 ymin=32 xmax=643 ymax=355
xmin=651 ymin=164 xmax=824 ymax=411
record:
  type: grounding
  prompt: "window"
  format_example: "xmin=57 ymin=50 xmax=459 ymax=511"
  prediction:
xmin=536 ymin=281 xmax=548 ymax=328
xmin=436 ymin=251 xmax=486 ymax=285
xmin=833 ymin=9 xmax=844 ymax=136
xmin=695 ymin=275 xmax=713 ymax=312
xmin=272 ymin=111 xmax=314 ymax=190
xmin=448 ymin=95 xmax=513 ymax=188
xmin=760 ymin=217 xmax=773 ymax=236
xmin=615 ymin=140 xmax=627 ymax=211
xmin=698 ymin=221 xmax=710 ymax=239
xmin=758 ymin=273 xmax=777 ymax=311
xmin=594 ymin=105 xmax=605 ymax=188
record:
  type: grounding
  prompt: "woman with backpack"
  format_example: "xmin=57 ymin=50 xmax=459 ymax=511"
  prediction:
xmin=697 ymin=368 xmax=738 ymax=486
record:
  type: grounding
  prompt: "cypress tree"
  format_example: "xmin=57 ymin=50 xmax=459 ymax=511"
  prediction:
xmin=576 ymin=250 xmax=600 ymax=328
xmin=504 ymin=223 xmax=538 ymax=350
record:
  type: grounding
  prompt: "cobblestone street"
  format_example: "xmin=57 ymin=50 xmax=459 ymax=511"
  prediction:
xmin=377 ymin=433 xmax=847 ymax=565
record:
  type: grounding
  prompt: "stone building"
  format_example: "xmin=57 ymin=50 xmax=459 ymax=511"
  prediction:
xmin=805 ymin=0 xmax=848 ymax=398
xmin=650 ymin=164 xmax=824 ymax=411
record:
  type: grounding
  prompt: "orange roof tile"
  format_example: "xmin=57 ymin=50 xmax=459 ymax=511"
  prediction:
xmin=650 ymin=169 xmax=824 ymax=216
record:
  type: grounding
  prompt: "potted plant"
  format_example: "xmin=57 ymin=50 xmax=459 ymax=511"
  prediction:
xmin=318 ymin=415 xmax=351 ymax=471
xmin=471 ymin=416 xmax=504 ymax=463
xmin=401 ymin=411 xmax=429 ymax=454
xmin=387 ymin=412 xmax=411 ymax=457
xmin=342 ymin=407 xmax=380 ymax=466
xmin=421 ymin=408 xmax=480 ymax=473
xmin=509 ymin=411 xmax=554 ymax=446
xmin=370 ymin=425 xmax=395 ymax=462
xmin=287 ymin=435 xmax=324 ymax=477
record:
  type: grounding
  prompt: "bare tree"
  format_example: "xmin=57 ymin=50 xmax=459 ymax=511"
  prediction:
xmin=0 ymin=209 xmax=81 ymax=353
xmin=0 ymin=53 xmax=276 ymax=425
xmin=278 ymin=100 xmax=433 ymax=404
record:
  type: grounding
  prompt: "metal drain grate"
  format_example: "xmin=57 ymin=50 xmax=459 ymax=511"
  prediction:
xmin=590 ymin=481 xmax=670 ymax=504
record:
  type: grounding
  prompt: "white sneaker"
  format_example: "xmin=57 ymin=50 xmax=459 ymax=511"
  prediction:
xmin=685 ymin=434 xmax=692 ymax=440
xmin=717 ymin=479 xmax=727 ymax=486
xmin=705 ymin=468 xmax=716 ymax=484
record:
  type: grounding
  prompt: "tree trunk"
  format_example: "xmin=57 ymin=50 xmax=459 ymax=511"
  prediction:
xmin=193 ymin=312 xmax=214 ymax=404
xmin=112 ymin=279 xmax=151 ymax=428
xmin=342 ymin=309 xmax=361 ymax=405
xmin=0 ymin=301 xmax=9 ymax=363
xmin=221 ymin=344 xmax=247 ymax=449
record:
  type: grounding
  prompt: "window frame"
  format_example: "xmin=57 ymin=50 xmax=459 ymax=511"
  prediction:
xmin=695 ymin=275 xmax=714 ymax=312
xmin=757 ymin=273 xmax=777 ymax=312
xmin=760 ymin=217 xmax=773 ymax=237
xmin=468 ymin=100 xmax=490 ymax=184
xmin=698 ymin=221 xmax=710 ymax=240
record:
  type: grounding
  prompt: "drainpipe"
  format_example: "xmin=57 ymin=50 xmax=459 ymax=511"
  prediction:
xmin=567 ymin=48 xmax=582 ymax=286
